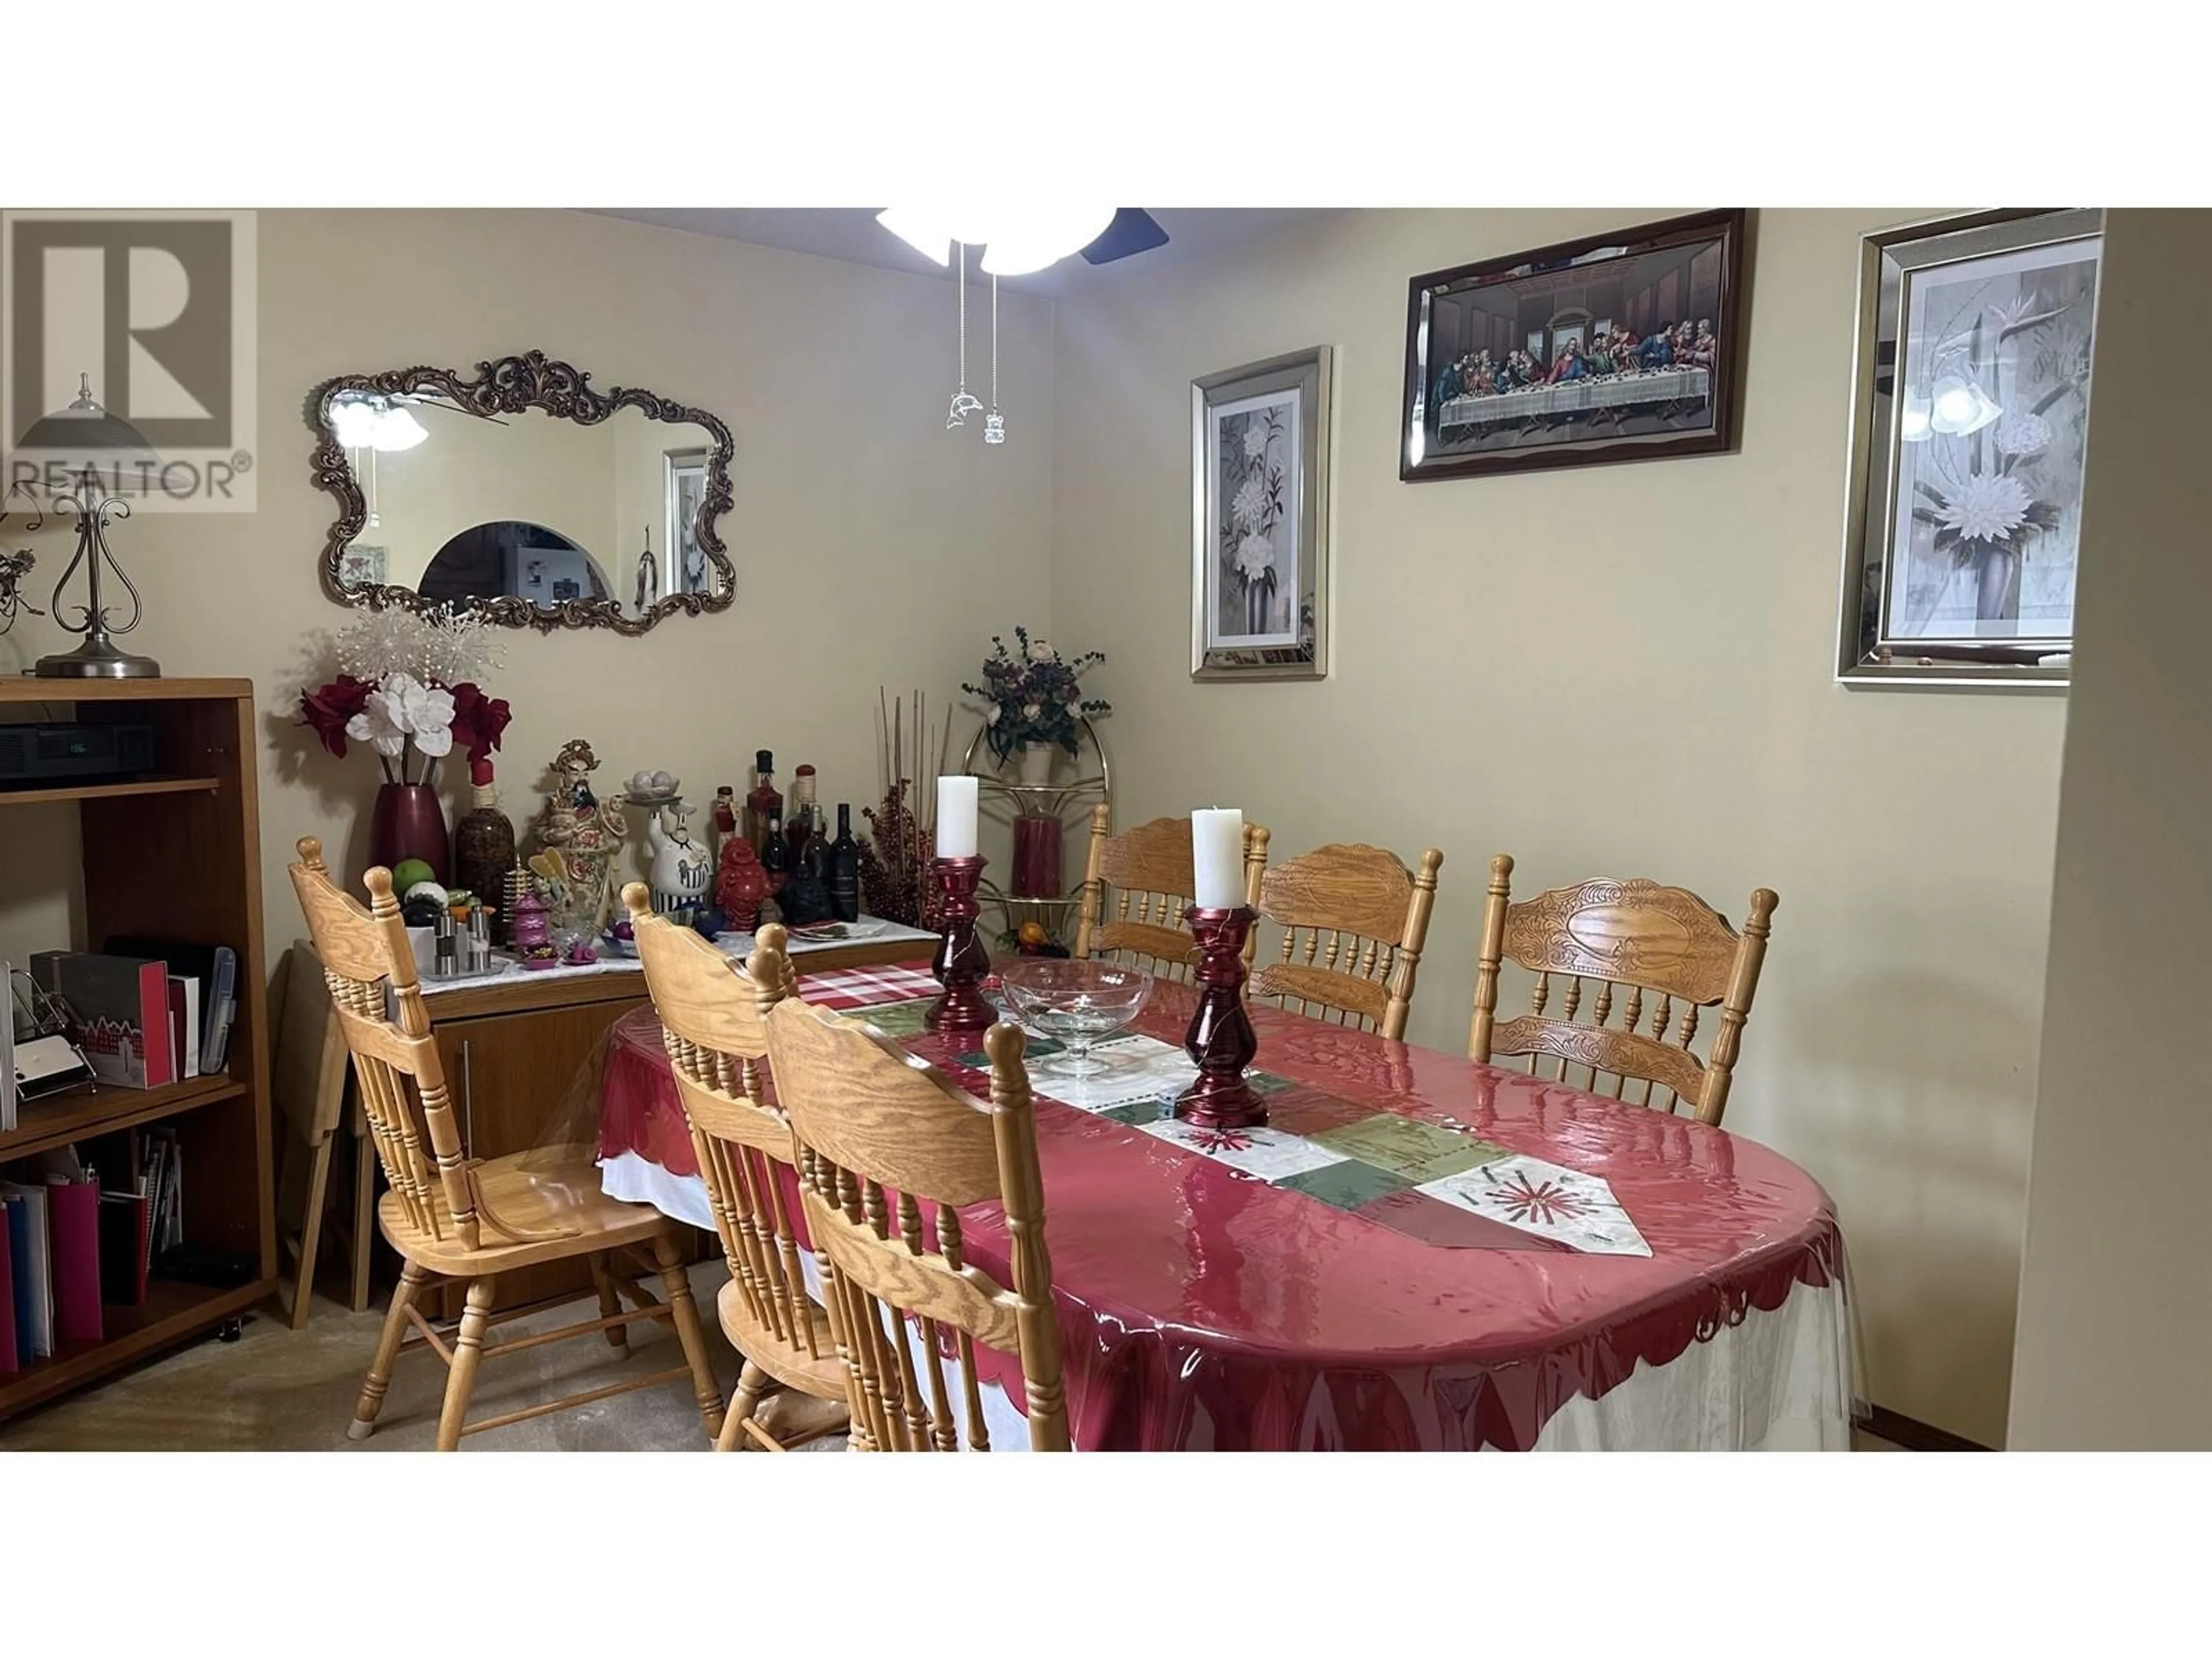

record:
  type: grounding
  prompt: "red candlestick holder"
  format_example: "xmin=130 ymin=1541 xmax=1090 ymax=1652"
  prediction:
xmin=925 ymin=855 xmax=994 ymax=1036
xmin=1173 ymin=904 xmax=1266 ymax=1131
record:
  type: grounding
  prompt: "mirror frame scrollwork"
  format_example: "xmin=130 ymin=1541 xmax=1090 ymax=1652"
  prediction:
xmin=309 ymin=349 xmax=736 ymax=635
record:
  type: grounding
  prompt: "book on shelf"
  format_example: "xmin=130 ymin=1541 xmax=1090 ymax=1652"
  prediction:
xmin=27 ymin=952 xmax=173 ymax=1090
xmin=104 ymin=938 xmax=237 ymax=1077
xmin=1 ymin=1181 xmax=53 ymax=1359
xmin=0 ymin=1127 xmax=187 ymax=1368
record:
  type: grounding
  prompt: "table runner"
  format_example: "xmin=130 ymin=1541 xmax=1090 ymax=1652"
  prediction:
xmin=597 ymin=960 xmax=1851 ymax=1450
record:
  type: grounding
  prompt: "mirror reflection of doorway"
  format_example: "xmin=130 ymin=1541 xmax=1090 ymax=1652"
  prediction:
xmin=420 ymin=520 xmax=611 ymax=609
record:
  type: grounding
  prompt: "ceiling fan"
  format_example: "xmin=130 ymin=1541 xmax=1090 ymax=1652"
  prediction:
xmin=876 ymin=208 xmax=1171 ymax=276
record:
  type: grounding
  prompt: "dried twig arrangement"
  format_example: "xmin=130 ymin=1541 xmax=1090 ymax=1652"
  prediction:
xmin=858 ymin=686 xmax=952 ymax=927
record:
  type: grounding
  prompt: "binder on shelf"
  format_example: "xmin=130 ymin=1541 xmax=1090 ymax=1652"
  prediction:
xmin=45 ymin=1173 xmax=101 ymax=1345
xmin=99 ymin=1182 xmax=150 ymax=1306
xmin=167 ymin=975 xmax=202 ymax=1081
xmin=0 ymin=1183 xmax=54 ymax=1358
xmin=0 ymin=1214 xmax=16 ymax=1373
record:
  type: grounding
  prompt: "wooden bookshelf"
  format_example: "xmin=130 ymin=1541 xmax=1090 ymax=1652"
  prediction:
xmin=1 ymin=676 xmax=276 ymax=1423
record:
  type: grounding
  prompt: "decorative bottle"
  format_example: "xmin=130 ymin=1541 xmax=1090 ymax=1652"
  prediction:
xmin=785 ymin=764 xmax=819 ymax=863
xmin=452 ymin=759 xmax=517 ymax=945
xmin=745 ymin=751 xmax=782 ymax=854
xmin=828 ymin=802 xmax=862 ymax=923
xmin=711 ymin=786 xmax=738 ymax=854
xmin=760 ymin=807 xmax=790 ymax=895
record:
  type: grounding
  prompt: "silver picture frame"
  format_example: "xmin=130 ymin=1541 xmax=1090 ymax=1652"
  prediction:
xmin=1836 ymin=209 xmax=2102 ymax=688
xmin=1191 ymin=347 xmax=1331 ymax=681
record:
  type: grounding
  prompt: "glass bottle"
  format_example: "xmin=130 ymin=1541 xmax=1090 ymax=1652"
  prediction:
xmin=452 ymin=759 xmax=517 ymax=945
xmin=785 ymin=764 xmax=819 ymax=863
xmin=745 ymin=750 xmax=781 ymax=854
xmin=759 ymin=806 xmax=790 ymax=894
xmin=828 ymin=802 xmax=862 ymax=923
xmin=711 ymin=785 xmax=738 ymax=853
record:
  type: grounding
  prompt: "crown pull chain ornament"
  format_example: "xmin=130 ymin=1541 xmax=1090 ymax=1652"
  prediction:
xmin=984 ymin=274 xmax=1006 ymax=445
xmin=946 ymin=241 xmax=983 ymax=430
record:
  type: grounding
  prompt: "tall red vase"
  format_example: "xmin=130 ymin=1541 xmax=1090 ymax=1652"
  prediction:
xmin=369 ymin=782 xmax=449 ymax=883
xmin=1010 ymin=812 xmax=1062 ymax=900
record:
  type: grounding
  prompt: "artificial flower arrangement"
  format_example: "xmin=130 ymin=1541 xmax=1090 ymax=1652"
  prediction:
xmin=298 ymin=606 xmax=513 ymax=783
xmin=961 ymin=626 xmax=1110 ymax=764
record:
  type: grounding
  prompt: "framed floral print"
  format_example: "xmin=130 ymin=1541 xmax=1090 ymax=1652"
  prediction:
xmin=1191 ymin=347 xmax=1331 ymax=681
xmin=1838 ymin=209 xmax=2101 ymax=687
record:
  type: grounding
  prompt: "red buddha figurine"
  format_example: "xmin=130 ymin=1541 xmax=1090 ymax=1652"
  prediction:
xmin=715 ymin=835 xmax=770 ymax=931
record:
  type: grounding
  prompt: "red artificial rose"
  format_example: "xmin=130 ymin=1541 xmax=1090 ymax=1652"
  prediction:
xmin=448 ymin=681 xmax=513 ymax=763
xmin=298 ymin=674 xmax=373 ymax=759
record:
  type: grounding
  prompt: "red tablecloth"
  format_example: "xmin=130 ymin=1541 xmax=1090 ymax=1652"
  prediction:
xmin=599 ymin=961 xmax=1843 ymax=1451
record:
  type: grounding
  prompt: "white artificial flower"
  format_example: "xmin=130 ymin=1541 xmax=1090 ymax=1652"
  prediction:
xmin=1230 ymin=475 xmax=1268 ymax=530
xmin=335 ymin=608 xmax=422 ymax=685
xmin=1937 ymin=472 xmax=2033 ymax=544
xmin=346 ymin=685 xmax=410 ymax=757
xmin=986 ymin=703 xmax=1002 ymax=725
xmin=1241 ymin=422 xmax=1268 ymax=460
xmin=1234 ymin=531 xmax=1275 ymax=580
xmin=401 ymin=677 xmax=457 ymax=756
xmin=1026 ymin=638 xmax=1052 ymax=664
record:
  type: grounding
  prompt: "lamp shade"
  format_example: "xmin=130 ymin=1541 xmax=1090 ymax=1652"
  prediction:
xmin=13 ymin=373 xmax=158 ymax=492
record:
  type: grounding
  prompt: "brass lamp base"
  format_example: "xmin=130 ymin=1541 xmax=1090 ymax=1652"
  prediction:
xmin=36 ymin=636 xmax=161 ymax=679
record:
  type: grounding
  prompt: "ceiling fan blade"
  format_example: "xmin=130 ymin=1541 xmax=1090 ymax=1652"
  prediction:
xmin=1081 ymin=209 xmax=1169 ymax=265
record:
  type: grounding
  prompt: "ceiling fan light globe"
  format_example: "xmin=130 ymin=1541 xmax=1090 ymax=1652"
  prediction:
xmin=876 ymin=207 xmax=952 ymax=266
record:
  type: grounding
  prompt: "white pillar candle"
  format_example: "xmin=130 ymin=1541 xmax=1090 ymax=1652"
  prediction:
xmin=936 ymin=775 xmax=980 ymax=859
xmin=1191 ymin=807 xmax=1245 ymax=910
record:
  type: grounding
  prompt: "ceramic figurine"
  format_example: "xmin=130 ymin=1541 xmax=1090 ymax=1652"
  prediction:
xmin=531 ymin=737 xmax=628 ymax=937
xmin=715 ymin=835 xmax=769 ymax=931
xmin=647 ymin=801 xmax=712 ymax=914
xmin=512 ymin=882 xmax=559 ymax=969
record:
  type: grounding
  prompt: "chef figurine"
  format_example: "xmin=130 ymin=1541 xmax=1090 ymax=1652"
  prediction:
xmin=647 ymin=801 xmax=712 ymax=917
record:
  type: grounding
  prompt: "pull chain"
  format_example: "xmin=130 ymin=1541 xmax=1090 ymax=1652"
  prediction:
xmin=947 ymin=241 xmax=982 ymax=429
xmin=983 ymin=272 xmax=1006 ymax=445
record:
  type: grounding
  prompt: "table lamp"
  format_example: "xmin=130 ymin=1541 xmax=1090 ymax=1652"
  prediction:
xmin=9 ymin=372 xmax=163 ymax=678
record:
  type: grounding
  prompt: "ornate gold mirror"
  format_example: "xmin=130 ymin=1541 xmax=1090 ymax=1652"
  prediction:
xmin=310 ymin=350 xmax=734 ymax=635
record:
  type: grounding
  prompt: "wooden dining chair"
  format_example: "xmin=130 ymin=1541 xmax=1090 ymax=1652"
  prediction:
xmin=1468 ymin=853 xmax=1778 ymax=1127
xmin=1073 ymin=805 xmax=1270 ymax=982
xmin=289 ymin=838 xmax=724 ymax=1450
xmin=1252 ymin=843 xmax=1445 ymax=1039
xmin=763 ymin=972 xmax=1070 ymax=1452
xmin=622 ymin=883 xmax=853 ymax=1452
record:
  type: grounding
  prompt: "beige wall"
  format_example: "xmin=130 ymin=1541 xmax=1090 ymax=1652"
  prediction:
xmin=1050 ymin=209 xmax=2066 ymax=1445
xmin=2008 ymin=210 xmax=2212 ymax=1449
xmin=0 ymin=208 xmax=1054 ymax=983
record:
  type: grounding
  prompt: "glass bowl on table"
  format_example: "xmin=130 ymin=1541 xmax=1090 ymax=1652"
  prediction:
xmin=994 ymin=958 xmax=1153 ymax=1079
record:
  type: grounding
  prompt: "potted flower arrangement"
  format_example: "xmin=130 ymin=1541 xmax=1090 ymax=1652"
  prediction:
xmin=961 ymin=626 xmax=1110 ymax=786
xmin=298 ymin=607 xmax=512 ymax=881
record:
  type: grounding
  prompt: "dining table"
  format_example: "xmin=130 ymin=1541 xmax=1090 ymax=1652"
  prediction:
xmin=594 ymin=957 xmax=1857 ymax=1452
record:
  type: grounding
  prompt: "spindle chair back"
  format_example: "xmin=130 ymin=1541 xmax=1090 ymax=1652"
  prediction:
xmin=1252 ymin=843 xmax=1444 ymax=1039
xmin=764 ymin=988 xmax=1069 ymax=1452
xmin=624 ymin=885 xmax=850 ymax=1449
xmin=1469 ymin=853 xmax=1777 ymax=1127
xmin=1073 ymin=807 xmax=1268 ymax=982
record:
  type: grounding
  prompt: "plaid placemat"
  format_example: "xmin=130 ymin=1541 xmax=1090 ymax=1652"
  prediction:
xmin=797 ymin=962 xmax=944 ymax=1010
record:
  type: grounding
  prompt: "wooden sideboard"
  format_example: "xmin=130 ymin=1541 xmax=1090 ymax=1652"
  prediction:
xmin=334 ymin=932 xmax=928 ymax=1319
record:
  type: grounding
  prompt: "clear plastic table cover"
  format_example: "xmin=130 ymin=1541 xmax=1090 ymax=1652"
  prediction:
xmin=593 ymin=965 xmax=1861 ymax=1450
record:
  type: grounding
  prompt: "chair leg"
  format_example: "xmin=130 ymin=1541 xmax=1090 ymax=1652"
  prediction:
xmin=435 ymin=1277 xmax=497 ymax=1452
xmin=347 ymin=1116 xmax=376 ymax=1314
xmin=350 ymin=1259 xmax=428 ymax=1440
xmin=588 ymin=1252 xmax=629 ymax=1352
xmin=287 ymin=1135 xmax=335 ymax=1331
xmin=652 ymin=1231 xmax=725 ymax=1443
xmin=718 ymin=1360 xmax=768 ymax=1452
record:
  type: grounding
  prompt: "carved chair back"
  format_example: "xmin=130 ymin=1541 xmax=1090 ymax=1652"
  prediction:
xmin=623 ymin=885 xmax=828 ymax=1378
xmin=1468 ymin=853 xmax=1777 ymax=1127
xmin=289 ymin=837 xmax=480 ymax=1251
xmin=1252 ymin=843 xmax=1445 ymax=1039
xmin=763 ymin=990 xmax=1069 ymax=1452
xmin=1073 ymin=806 xmax=1269 ymax=983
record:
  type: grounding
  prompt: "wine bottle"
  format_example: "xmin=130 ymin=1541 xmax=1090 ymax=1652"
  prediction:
xmin=452 ymin=759 xmax=517 ymax=946
xmin=785 ymin=764 xmax=818 ymax=863
xmin=745 ymin=751 xmax=781 ymax=854
xmin=760 ymin=806 xmax=790 ymax=893
xmin=828 ymin=802 xmax=862 ymax=923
